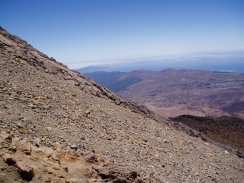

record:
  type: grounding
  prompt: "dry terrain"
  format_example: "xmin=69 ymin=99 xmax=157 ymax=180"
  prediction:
xmin=0 ymin=27 xmax=244 ymax=182
xmin=84 ymin=70 xmax=244 ymax=118
xmin=171 ymin=115 xmax=244 ymax=156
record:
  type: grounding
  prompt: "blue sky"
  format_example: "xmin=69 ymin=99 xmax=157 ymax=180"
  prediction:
xmin=1 ymin=0 xmax=244 ymax=68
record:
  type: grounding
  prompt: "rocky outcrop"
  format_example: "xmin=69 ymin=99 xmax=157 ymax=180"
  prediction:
xmin=0 ymin=131 xmax=147 ymax=183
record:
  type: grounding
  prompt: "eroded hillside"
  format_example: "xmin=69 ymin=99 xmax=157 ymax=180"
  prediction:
xmin=0 ymin=27 xmax=243 ymax=182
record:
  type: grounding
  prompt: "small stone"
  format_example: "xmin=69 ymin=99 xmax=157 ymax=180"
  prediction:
xmin=3 ymin=153 xmax=16 ymax=165
xmin=34 ymin=138 xmax=40 ymax=147
xmin=142 ymin=138 xmax=148 ymax=142
xmin=17 ymin=122 xmax=24 ymax=128
xmin=237 ymin=151 xmax=244 ymax=159
xmin=42 ymin=105 xmax=50 ymax=110
xmin=46 ymin=127 xmax=52 ymax=131
xmin=16 ymin=161 xmax=35 ymax=181
xmin=4 ymin=135 xmax=12 ymax=144
xmin=78 ymin=150 xmax=85 ymax=156
xmin=80 ymin=135 xmax=85 ymax=140
xmin=129 ymin=171 xmax=139 ymax=179
xmin=0 ymin=166 xmax=6 ymax=171
xmin=85 ymin=110 xmax=91 ymax=115
xmin=3 ymin=105 xmax=10 ymax=109
xmin=8 ymin=145 xmax=17 ymax=152
xmin=64 ymin=167 xmax=68 ymax=172
xmin=18 ymin=116 xmax=24 ymax=120
xmin=16 ymin=140 xmax=32 ymax=155
xmin=163 ymin=139 xmax=169 ymax=143
xmin=58 ymin=175 xmax=65 ymax=178
xmin=70 ymin=144 xmax=78 ymax=150
xmin=224 ymin=150 xmax=229 ymax=155
xmin=85 ymin=154 xmax=98 ymax=163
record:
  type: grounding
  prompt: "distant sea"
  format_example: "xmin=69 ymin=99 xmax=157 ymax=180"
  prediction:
xmin=77 ymin=51 xmax=244 ymax=73
xmin=77 ymin=62 xmax=244 ymax=74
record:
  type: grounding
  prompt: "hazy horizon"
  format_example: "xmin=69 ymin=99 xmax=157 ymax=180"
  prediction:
xmin=1 ymin=0 xmax=244 ymax=69
xmin=72 ymin=49 xmax=244 ymax=69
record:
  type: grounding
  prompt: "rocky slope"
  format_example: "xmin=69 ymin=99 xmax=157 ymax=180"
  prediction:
xmin=0 ymin=27 xmax=243 ymax=182
xmin=171 ymin=115 xmax=244 ymax=156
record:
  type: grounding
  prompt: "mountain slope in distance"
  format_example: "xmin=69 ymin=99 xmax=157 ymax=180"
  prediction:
xmin=171 ymin=115 xmax=244 ymax=156
xmin=0 ymin=27 xmax=244 ymax=182
xmin=84 ymin=70 xmax=244 ymax=119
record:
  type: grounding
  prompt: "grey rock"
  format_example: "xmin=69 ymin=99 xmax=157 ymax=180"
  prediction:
xmin=70 ymin=144 xmax=78 ymax=150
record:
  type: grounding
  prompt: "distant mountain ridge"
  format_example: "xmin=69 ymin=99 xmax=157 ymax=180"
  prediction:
xmin=84 ymin=69 xmax=244 ymax=119
xmin=84 ymin=71 xmax=143 ymax=92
